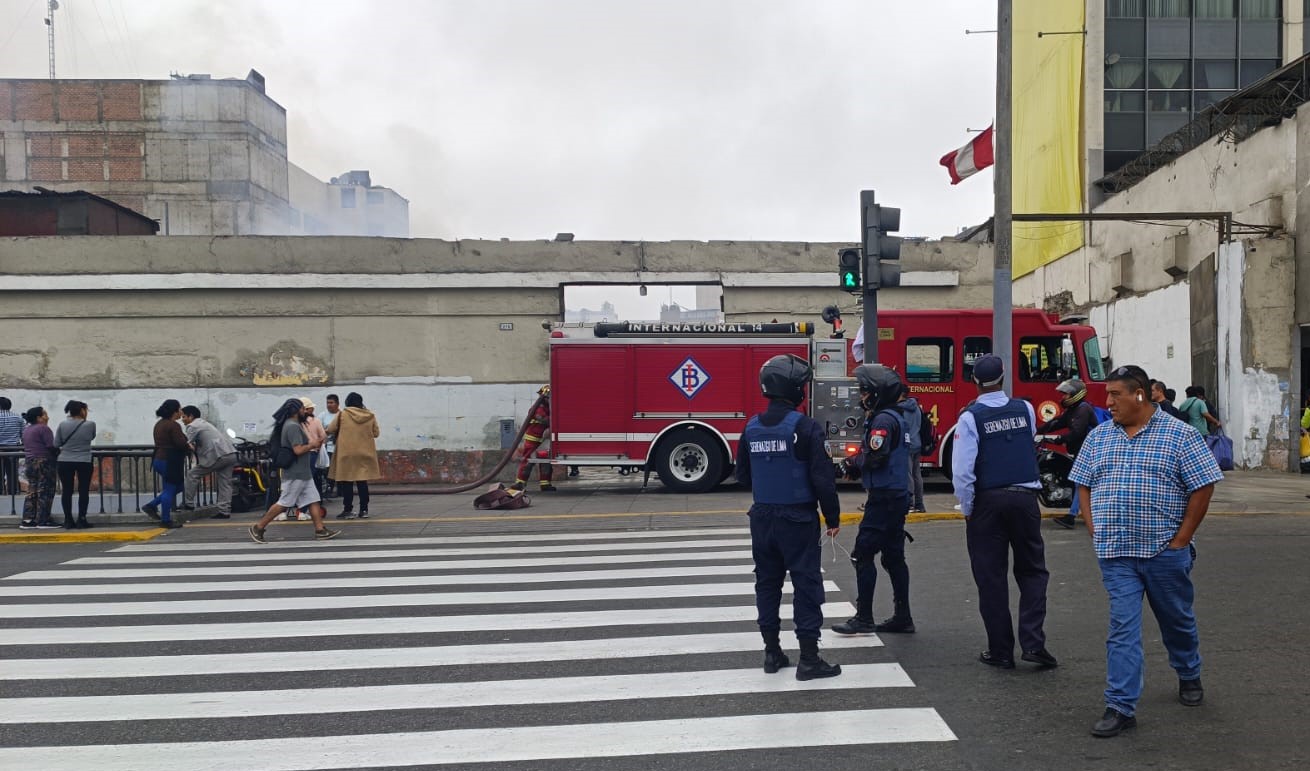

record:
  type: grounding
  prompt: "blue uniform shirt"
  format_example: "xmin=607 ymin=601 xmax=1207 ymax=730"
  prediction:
xmin=952 ymin=391 xmax=1040 ymax=517
xmin=736 ymin=400 xmax=841 ymax=528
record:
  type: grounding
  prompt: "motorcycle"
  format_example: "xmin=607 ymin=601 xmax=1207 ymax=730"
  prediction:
xmin=226 ymin=430 xmax=275 ymax=513
xmin=1034 ymin=434 xmax=1075 ymax=509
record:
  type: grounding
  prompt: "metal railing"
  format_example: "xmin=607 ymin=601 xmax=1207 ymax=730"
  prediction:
xmin=1 ymin=446 xmax=221 ymax=516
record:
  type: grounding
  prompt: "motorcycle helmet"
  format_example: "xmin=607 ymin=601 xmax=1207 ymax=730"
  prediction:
xmin=1056 ymin=378 xmax=1087 ymax=407
xmin=759 ymin=354 xmax=811 ymax=405
xmin=853 ymin=363 xmax=905 ymax=413
xmin=537 ymin=385 xmax=551 ymax=397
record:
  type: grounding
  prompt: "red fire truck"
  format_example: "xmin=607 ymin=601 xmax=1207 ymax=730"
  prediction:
xmin=544 ymin=310 xmax=1107 ymax=494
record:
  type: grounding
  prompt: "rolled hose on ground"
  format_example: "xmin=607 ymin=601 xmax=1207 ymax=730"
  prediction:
xmin=372 ymin=392 xmax=549 ymax=495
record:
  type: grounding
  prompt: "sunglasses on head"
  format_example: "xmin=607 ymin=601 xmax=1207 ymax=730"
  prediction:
xmin=1110 ymin=366 xmax=1149 ymax=391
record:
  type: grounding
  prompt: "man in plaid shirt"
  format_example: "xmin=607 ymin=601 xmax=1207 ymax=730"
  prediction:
xmin=1069 ymin=364 xmax=1223 ymax=738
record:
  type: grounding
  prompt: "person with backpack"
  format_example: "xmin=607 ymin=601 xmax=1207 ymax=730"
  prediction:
xmin=1179 ymin=386 xmax=1222 ymax=436
xmin=1038 ymin=378 xmax=1100 ymax=529
xmin=248 ymin=398 xmax=340 ymax=543
xmin=894 ymin=392 xmax=927 ymax=514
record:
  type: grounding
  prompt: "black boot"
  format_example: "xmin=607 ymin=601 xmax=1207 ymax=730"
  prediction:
xmin=796 ymin=638 xmax=841 ymax=681
xmin=875 ymin=601 xmax=915 ymax=634
xmin=761 ymin=630 xmax=790 ymax=674
xmin=76 ymin=517 xmax=93 ymax=529
xmin=62 ymin=515 xmax=76 ymax=529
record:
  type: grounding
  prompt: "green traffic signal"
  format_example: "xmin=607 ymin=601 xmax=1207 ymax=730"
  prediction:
xmin=842 ymin=271 xmax=858 ymax=288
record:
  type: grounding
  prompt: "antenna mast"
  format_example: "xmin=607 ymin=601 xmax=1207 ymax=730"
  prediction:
xmin=45 ymin=0 xmax=59 ymax=79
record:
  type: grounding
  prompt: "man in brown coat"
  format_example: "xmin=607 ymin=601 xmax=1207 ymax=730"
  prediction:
xmin=327 ymin=391 xmax=380 ymax=519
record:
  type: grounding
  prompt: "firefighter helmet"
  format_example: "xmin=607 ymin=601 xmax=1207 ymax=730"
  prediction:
xmin=1056 ymin=378 xmax=1087 ymax=407
xmin=537 ymin=385 xmax=551 ymax=397
xmin=759 ymin=354 xmax=811 ymax=405
xmin=853 ymin=363 xmax=905 ymax=413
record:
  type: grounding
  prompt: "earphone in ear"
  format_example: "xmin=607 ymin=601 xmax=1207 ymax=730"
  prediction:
xmin=1136 ymin=394 xmax=1144 ymax=402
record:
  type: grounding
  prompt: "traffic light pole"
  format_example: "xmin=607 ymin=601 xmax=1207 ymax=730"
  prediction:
xmin=993 ymin=0 xmax=1014 ymax=395
xmin=860 ymin=189 xmax=878 ymax=364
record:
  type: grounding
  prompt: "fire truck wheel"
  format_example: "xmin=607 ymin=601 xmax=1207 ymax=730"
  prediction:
xmin=654 ymin=428 xmax=725 ymax=494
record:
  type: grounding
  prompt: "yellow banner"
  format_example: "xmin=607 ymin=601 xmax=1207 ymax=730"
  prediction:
xmin=1012 ymin=0 xmax=1085 ymax=277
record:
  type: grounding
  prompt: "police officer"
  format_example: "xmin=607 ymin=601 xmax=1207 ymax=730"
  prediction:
xmin=735 ymin=354 xmax=842 ymax=680
xmin=952 ymin=355 xmax=1057 ymax=669
xmin=832 ymin=364 xmax=915 ymax=636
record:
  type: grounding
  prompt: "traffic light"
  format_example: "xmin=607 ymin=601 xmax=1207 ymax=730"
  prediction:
xmin=838 ymin=248 xmax=861 ymax=291
xmin=861 ymin=192 xmax=902 ymax=289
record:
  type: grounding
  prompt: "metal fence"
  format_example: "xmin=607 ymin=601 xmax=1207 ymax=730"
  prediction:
xmin=1 ymin=446 xmax=222 ymax=517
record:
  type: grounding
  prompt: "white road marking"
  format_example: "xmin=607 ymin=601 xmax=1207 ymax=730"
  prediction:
xmin=0 ymin=663 xmax=913 ymax=722
xmin=0 ymin=631 xmax=877 ymax=680
xmin=0 ymin=602 xmax=855 ymax=645
xmin=12 ymin=549 xmax=753 ymax=580
xmin=0 ymin=580 xmax=839 ymax=618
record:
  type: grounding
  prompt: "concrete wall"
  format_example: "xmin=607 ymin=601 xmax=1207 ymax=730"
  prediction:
xmin=1086 ymin=282 xmax=1192 ymax=394
xmin=0 ymin=235 xmax=990 ymax=481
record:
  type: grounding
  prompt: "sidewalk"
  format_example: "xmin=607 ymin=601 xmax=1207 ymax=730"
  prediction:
xmin=2 ymin=468 xmax=1305 ymax=543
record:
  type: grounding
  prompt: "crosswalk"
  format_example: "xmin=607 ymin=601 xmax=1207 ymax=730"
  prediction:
xmin=0 ymin=525 xmax=957 ymax=769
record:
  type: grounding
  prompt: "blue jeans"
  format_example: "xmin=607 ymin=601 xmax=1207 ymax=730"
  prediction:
xmin=1098 ymin=545 xmax=1201 ymax=717
xmin=146 ymin=459 xmax=180 ymax=523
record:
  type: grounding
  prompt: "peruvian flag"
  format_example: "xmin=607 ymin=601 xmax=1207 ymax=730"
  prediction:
xmin=939 ymin=125 xmax=995 ymax=185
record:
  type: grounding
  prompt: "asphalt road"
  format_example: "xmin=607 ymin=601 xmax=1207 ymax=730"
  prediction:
xmin=0 ymin=480 xmax=1307 ymax=770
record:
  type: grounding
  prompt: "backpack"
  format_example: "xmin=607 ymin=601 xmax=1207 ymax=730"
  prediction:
xmin=267 ymin=421 xmax=297 ymax=470
xmin=918 ymin=406 xmax=937 ymax=457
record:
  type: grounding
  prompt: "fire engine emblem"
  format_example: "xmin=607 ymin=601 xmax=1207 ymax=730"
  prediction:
xmin=669 ymin=357 xmax=711 ymax=399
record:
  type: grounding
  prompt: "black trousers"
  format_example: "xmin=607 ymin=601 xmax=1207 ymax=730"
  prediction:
xmin=339 ymin=481 xmax=370 ymax=513
xmin=965 ymin=488 xmax=1049 ymax=657
xmin=749 ymin=510 xmax=826 ymax=641
xmin=852 ymin=490 xmax=910 ymax=619
xmin=57 ymin=461 xmax=93 ymax=518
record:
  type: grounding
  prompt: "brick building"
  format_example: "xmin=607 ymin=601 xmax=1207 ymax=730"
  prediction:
xmin=0 ymin=72 xmax=408 ymax=236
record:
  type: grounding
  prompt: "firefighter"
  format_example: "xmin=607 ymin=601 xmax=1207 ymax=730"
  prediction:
xmin=511 ymin=386 xmax=556 ymax=492
xmin=832 ymin=364 xmax=915 ymax=636
xmin=735 ymin=354 xmax=842 ymax=681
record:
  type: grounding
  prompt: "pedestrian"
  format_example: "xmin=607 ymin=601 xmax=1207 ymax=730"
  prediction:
xmin=140 ymin=399 xmax=187 ymax=529
xmin=300 ymin=397 xmax=329 ymax=518
xmin=0 ymin=396 xmax=23 ymax=497
xmin=1178 ymin=387 xmax=1222 ymax=436
xmin=19 ymin=407 xmax=60 ymax=529
xmin=180 ymin=406 xmax=238 ymax=519
xmin=1195 ymin=386 xmax=1220 ymax=433
xmin=511 ymin=386 xmax=556 ymax=492
xmin=736 ymin=354 xmax=842 ymax=680
xmin=54 ymin=400 xmax=96 ymax=529
xmin=952 ymin=355 xmax=1056 ymax=670
xmin=249 ymin=398 xmax=339 ymax=543
xmin=894 ymin=391 xmax=926 ymax=513
xmin=322 ymin=393 xmax=340 ymax=497
xmin=832 ymin=363 xmax=915 ymax=637
xmin=1068 ymin=364 xmax=1223 ymax=738
xmin=1150 ymin=380 xmax=1186 ymax=421
xmin=327 ymin=392 xmax=380 ymax=519
xmin=1037 ymin=378 xmax=1097 ymax=529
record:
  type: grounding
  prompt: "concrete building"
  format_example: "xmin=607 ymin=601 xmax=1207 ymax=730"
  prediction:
xmin=0 ymin=236 xmax=973 ymax=482
xmin=288 ymin=166 xmax=409 ymax=237
xmin=0 ymin=72 xmax=407 ymax=236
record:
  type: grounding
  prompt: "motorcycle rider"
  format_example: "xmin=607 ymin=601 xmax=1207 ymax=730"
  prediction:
xmin=736 ymin=354 xmax=842 ymax=680
xmin=832 ymin=364 xmax=915 ymax=637
xmin=1037 ymin=378 xmax=1097 ymax=529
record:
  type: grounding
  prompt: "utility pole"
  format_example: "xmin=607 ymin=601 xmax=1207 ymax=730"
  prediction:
xmin=862 ymin=191 xmax=879 ymax=364
xmin=45 ymin=0 xmax=59 ymax=80
xmin=993 ymin=0 xmax=1014 ymax=394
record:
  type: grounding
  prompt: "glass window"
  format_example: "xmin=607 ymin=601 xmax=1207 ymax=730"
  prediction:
xmin=1194 ymin=0 xmax=1234 ymax=16
xmin=1148 ymin=19 xmax=1191 ymax=56
xmin=1148 ymin=91 xmax=1192 ymax=111
xmin=1083 ymin=338 xmax=1108 ymax=381
xmin=1196 ymin=90 xmax=1236 ymax=110
xmin=1106 ymin=19 xmax=1146 ymax=57
xmin=1106 ymin=113 xmax=1147 ymax=150
xmin=1148 ymin=112 xmax=1190 ymax=144
xmin=1108 ymin=0 xmax=1146 ymax=16
xmin=1239 ymin=21 xmax=1281 ymax=57
xmin=1149 ymin=60 xmax=1190 ymax=88
xmin=340 ymin=187 xmax=356 ymax=208
xmin=1239 ymin=59 xmax=1278 ymax=86
xmin=1019 ymin=338 xmax=1069 ymax=383
xmin=1194 ymin=19 xmax=1237 ymax=57
xmin=962 ymin=337 xmax=992 ymax=382
xmin=1106 ymin=58 xmax=1146 ymax=89
xmin=366 ymin=190 xmax=384 ymax=205
xmin=1196 ymin=60 xmax=1236 ymax=88
xmin=1148 ymin=0 xmax=1190 ymax=17
xmin=1240 ymin=0 xmax=1278 ymax=19
xmin=1106 ymin=91 xmax=1146 ymax=112
xmin=905 ymin=338 xmax=954 ymax=383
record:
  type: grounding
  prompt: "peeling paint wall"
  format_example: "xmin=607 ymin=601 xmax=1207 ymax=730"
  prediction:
xmin=1088 ymin=282 xmax=1192 ymax=395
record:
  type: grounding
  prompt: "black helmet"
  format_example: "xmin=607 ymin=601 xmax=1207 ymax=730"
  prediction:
xmin=853 ymin=363 xmax=905 ymax=413
xmin=759 ymin=354 xmax=811 ymax=404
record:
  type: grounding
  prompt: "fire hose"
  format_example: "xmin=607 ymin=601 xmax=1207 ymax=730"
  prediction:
xmin=373 ymin=392 xmax=549 ymax=495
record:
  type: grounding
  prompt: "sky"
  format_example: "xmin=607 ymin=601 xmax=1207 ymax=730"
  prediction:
xmin=0 ymin=0 xmax=999 ymax=319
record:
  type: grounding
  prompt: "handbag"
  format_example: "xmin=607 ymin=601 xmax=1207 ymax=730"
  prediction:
xmin=1205 ymin=429 xmax=1234 ymax=471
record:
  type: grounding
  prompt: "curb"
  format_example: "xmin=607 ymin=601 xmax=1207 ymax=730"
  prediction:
xmin=0 ymin=529 xmax=166 ymax=544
